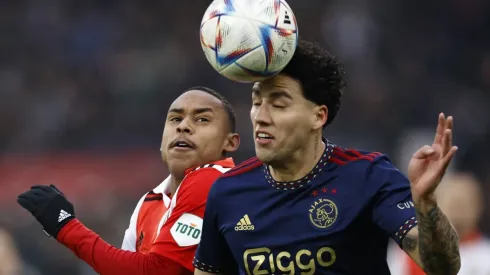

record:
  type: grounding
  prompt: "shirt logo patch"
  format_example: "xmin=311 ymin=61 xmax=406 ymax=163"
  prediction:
xmin=309 ymin=198 xmax=338 ymax=229
xmin=235 ymin=214 xmax=255 ymax=231
xmin=170 ymin=213 xmax=203 ymax=247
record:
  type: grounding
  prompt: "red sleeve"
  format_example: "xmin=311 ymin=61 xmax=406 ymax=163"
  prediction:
xmin=57 ymin=219 xmax=191 ymax=275
xmin=150 ymin=168 xmax=222 ymax=271
xmin=56 ymin=168 xmax=221 ymax=275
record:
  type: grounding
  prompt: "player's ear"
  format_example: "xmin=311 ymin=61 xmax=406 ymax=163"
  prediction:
xmin=223 ymin=133 xmax=240 ymax=154
xmin=311 ymin=105 xmax=328 ymax=131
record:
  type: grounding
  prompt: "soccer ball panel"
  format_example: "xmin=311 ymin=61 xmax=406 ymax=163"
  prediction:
xmin=248 ymin=0 xmax=277 ymax=26
xmin=216 ymin=16 xmax=262 ymax=63
xmin=234 ymin=44 xmax=266 ymax=72
xmin=219 ymin=63 xmax=254 ymax=82
xmin=265 ymin=27 xmax=297 ymax=72
xmin=220 ymin=59 xmax=273 ymax=83
xmin=275 ymin=1 xmax=297 ymax=31
xmin=228 ymin=0 xmax=275 ymax=26
xmin=201 ymin=0 xmax=227 ymax=25
xmin=202 ymin=45 xmax=219 ymax=72
xmin=200 ymin=17 xmax=219 ymax=49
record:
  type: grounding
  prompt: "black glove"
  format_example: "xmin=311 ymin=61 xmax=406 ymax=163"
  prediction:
xmin=17 ymin=184 xmax=75 ymax=238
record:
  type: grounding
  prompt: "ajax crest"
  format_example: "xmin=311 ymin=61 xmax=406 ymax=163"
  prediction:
xmin=309 ymin=198 xmax=338 ymax=229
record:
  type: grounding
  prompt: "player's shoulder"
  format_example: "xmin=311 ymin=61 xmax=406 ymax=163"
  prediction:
xmin=219 ymin=157 xmax=263 ymax=179
xmin=330 ymin=146 xmax=392 ymax=169
xmin=171 ymin=162 xmax=235 ymax=206
xmin=206 ymin=157 xmax=263 ymax=193
xmin=330 ymin=146 xmax=403 ymax=186
xmin=186 ymin=162 xmax=233 ymax=181
xmin=331 ymin=146 xmax=410 ymax=194
xmin=179 ymin=162 xmax=234 ymax=193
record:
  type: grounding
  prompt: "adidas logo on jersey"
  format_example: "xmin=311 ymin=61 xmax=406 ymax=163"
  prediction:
xmin=58 ymin=209 xmax=71 ymax=223
xmin=235 ymin=214 xmax=255 ymax=231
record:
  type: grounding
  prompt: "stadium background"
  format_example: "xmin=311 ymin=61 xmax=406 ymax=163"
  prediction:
xmin=0 ymin=0 xmax=489 ymax=274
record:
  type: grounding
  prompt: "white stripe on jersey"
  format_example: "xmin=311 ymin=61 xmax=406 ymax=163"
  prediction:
xmin=153 ymin=165 xmax=230 ymax=241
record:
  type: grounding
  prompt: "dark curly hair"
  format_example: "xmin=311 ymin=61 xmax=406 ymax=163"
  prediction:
xmin=183 ymin=86 xmax=236 ymax=133
xmin=281 ymin=39 xmax=346 ymax=127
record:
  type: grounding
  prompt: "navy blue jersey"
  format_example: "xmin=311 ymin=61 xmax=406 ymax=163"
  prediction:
xmin=194 ymin=141 xmax=417 ymax=275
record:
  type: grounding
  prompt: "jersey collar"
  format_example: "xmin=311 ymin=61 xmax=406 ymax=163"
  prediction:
xmin=153 ymin=157 xmax=235 ymax=194
xmin=183 ymin=157 xmax=235 ymax=175
xmin=152 ymin=176 xmax=171 ymax=194
xmin=264 ymin=138 xmax=335 ymax=190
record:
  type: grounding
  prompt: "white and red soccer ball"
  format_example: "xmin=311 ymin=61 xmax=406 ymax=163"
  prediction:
xmin=200 ymin=0 xmax=299 ymax=83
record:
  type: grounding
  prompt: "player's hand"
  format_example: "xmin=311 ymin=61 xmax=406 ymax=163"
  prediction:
xmin=407 ymin=113 xmax=458 ymax=204
xmin=17 ymin=184 xmax=75 ymax=238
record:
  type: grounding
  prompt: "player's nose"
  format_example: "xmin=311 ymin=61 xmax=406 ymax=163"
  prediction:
xmin=252 ymin=104 xmax=272 ymax=125
xmin=176 ymin=118 xmax=194 ymax=134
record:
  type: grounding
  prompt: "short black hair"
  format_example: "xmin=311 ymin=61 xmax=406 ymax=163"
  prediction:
xmin=183 ymin=86 xmax=236 ymax=132
xmin=281 ymin=39 xmax=346 ymax=127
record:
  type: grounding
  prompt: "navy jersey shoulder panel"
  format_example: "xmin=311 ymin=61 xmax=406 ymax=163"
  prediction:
xmin=329 ymin=147 xmax=383 ymax=166
xmin=220 ymin=157 xmax=263 ymax=178
xmin=329 ymin=148 xmax=399 ymax=193
xmin=363 ymin=153 xmax=401 ymax=184
xmin=208 ymin=159 xmax=265 ymax=201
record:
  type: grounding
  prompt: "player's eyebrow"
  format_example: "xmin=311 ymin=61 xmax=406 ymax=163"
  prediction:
xmin=193 ymin=107 xmax=214 ymax=114
xmin=252 ymin=87 xmax=292 ymax=100
xmin=168 ymin=107 xmax=214 ymax=114
xmin=168 ymin=108 xmax=184 ymax=114
xmin=269 ymin=91 xmax=293 ymax=100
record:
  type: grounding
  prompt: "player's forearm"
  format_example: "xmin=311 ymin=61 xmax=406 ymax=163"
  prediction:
xmin=415 ymin=201 xmax=461 ymax=275
xmin=57 ymin=219 xmax=188 ymax=275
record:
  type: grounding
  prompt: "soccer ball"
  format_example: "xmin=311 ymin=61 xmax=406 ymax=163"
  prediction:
xmin=200 ymin=0 xmax=298 ymax=83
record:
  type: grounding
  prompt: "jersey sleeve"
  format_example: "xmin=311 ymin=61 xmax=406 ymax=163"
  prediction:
xmin=193 ymin=178 xmax=235 ymax=274
xmin=121 ymin=193 xmax=147 ymax=251
xmin=150 ymin=168 xmax=223 ymax=272
xmin=58 ymin=222 xmax=188 ymax=275
xmin=368 ymin=156 xmax=417 ymax=248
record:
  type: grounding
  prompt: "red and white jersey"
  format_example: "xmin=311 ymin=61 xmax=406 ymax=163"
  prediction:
xmin=388 ymin=232 xmax=490 ymax=275
xmin=121 ymin=158 xmax=234 ymax=271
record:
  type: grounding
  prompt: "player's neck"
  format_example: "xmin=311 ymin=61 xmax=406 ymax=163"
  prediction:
xmin=269 ymin=139 xmax=325 ymax=182
xmin=168 ymin=175 xmax=183 ymax=196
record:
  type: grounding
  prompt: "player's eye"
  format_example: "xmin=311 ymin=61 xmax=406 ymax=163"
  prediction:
xmin=196 ymin=117 xmax=210 ymax=122
xmin=272 ymin=101 xmax=288 ymax=108
xmin=273 ymin=105 xmax=286 ymax=109
xmin=169 ymin=117 xmax=182 ymax=122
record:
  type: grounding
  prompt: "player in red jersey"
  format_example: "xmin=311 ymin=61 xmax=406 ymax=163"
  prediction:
xmin=17 ymin=87 xmax=240 ymax=275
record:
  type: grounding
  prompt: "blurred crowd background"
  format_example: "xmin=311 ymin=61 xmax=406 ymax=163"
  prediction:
xmin=0 ymin=0 xmax=489 ymax=274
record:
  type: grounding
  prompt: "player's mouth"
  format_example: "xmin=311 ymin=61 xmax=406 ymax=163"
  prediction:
xmin=170 ymin=138 xmax=195 ymax=151
xmin=255 ymin=131 xmax=274 ymax=145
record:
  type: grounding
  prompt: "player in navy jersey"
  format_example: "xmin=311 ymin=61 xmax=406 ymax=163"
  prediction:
xmin=193 ymin=40 xmax=461 ymax=275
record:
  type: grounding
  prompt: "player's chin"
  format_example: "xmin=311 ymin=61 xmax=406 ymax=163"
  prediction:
xmin=167 ymin=146 xmax=196 ymax=155
xmin=167 ymin=149 xmax=197 ymax=163
xmin=255 ymin=148 xmax=276 ymax=164
xmin=167 ymin=155 xmax=199 ymax=171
